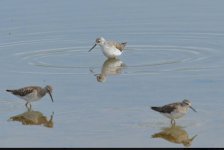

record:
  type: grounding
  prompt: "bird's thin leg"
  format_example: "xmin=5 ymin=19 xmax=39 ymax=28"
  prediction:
xmin=25 ymin=102 xmax=28 ymax=108
xmin=29 ymin=103 xmax=32 ymax=110
xmin=171 ymin=119 xmax=176 ymax=125
xmin=25 ymin=102 xmax=32 ymax=111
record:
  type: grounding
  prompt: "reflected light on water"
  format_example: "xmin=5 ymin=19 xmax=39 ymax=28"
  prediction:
xmin=152 ymin=124 xmax=197 ymax=147
xmin=4 ymin=43 xmax=220 ymax=77
xmin=89 ymin=58 xmax=126 ymax=83
xmin=8 ymin=106 xmax=54 ymax=128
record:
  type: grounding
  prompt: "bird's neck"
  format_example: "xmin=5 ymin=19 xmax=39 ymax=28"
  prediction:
xmin=39 ymin=88 xmax=47 ymax=97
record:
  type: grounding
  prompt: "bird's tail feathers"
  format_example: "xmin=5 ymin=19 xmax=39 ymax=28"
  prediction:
xmin=6 ymin=89 xmax=13 ymax=93
xmin=121 ymin=42 xmax=127 ymax=46
xmin=151 ymin=106 xmax=161 ymax=112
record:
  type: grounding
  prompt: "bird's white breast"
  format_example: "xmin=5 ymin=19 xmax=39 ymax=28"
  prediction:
xmin=162 ymin=112 xmax=186 ymax=119
xmin=100 ymin=45 xmax=122 ymax=58
xmin=18 ymin=91 xmax=41 ymax=102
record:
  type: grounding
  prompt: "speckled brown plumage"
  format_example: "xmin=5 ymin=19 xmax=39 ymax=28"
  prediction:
xmin=151 ymin=102 xmax=182 ymax=114
xmin=6 ymin=85 xmax=54 ymax=105
xmin=114 ymin=42 xmax=127 ymax=51
xmin=6 ymin=86 xmax=41 ymax=97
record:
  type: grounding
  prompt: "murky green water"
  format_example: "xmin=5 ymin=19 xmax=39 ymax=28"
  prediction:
xmin=0 ymin=0 xmax=224 ymax=147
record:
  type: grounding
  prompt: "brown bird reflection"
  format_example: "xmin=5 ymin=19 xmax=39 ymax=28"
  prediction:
xmin=90 ymin=58 xmax=126 ymax=82
xmin=152 ymin=124 xmax=197 ymax=147
xmin=8 ymin=106 xmax=54 ymax=128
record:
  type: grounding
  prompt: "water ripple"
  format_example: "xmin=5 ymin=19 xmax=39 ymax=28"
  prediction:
xmin=1 ymin=32 xmax=222 ymax=76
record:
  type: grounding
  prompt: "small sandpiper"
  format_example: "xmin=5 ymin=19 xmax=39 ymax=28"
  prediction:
xmin=88 ymin=37 xmax=127 ymax=59
xmin=151 ymin=99 xmax=197 ymax=124
xmin=6 ymin=85 xmax=54 ymax=108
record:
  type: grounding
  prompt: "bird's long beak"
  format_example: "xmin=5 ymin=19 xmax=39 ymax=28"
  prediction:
xmin=88 ymin=43 xmax=97 ymax=52
xmin=190 ymin=135 xmax=197 ymax=141
xmin=48 ymin=92 xmax=54 ymax=102
xmin=190 ymin=106 xmax=197 ymax=112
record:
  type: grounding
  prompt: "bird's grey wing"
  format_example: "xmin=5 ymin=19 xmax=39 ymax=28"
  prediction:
xmin=108 ymin=41 xmax=127 ymax=51
xmin=115 ymin=42 xmax=127 ymax=51
xmin=9 ymin=87 xmax=35 ymax=96
xmin=160 ymin=103 xmax=179 ymax=113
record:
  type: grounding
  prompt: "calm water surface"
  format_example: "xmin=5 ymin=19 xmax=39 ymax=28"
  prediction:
xmin=0 ymin=0 xmax=224 ymax=147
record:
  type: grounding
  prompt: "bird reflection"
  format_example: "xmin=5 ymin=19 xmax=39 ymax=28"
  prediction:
xmin=151 ymin=124 xmax=197 ymax=147
xmin=8 ymin=105 xmax=54 ymax=128
xmin=90 ymin=58 xmax=126 ymax=82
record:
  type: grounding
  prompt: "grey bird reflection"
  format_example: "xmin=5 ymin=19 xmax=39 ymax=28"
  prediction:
xmin=152 ymin=124 xmax=197 ymax=147
xmin=90 ymin=58 xmax=126 ymax=82
xmin=8 ymin=106 xmax=54 ymax=128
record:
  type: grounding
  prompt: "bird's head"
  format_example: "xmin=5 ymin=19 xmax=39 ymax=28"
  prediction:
xmin=96 ymin=74 xmax=106 ymax=82
xmin=45 ymin=85 xmax=54 ymax=102
xmin=182 ymin=99 xmax=196 ymax=112
xmin=89 ymin=37 xmax=106 ymax=52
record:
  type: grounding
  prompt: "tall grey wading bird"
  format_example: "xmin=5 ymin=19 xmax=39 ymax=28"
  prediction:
xmin=6 ymin=85 xmax=54 ymax=108
xmin=89 ymin=37 xmax=127 ymax=59
xmin=151 ymin=99 xmax=197 ymax=124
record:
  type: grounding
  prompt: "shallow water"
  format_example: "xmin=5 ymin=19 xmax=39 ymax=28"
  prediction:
xmin=1 ymin=0 xmax=224 ymax=148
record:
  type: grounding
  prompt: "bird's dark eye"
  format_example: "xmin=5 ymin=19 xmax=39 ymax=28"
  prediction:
xmin=96 ymin=39 xmax=100 ymax=43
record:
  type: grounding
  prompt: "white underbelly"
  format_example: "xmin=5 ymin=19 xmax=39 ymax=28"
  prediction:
xmin=17 ymin=93 xmax=41 ymax=102
xmin=101 ymin=47 xmax=122 ymax=58
xmin=162 ymin=112 xmax=186 ymax=119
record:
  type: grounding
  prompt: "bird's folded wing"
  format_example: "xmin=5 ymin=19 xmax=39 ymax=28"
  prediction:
xmin=10 ymin=88 xmax=35 ymax=96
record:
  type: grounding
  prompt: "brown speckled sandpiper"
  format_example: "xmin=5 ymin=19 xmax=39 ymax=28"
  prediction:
xmin=6 ymin=85 xmax=54 ymax=107
xmin=151 ymin=99 xmax=197 ymax=124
